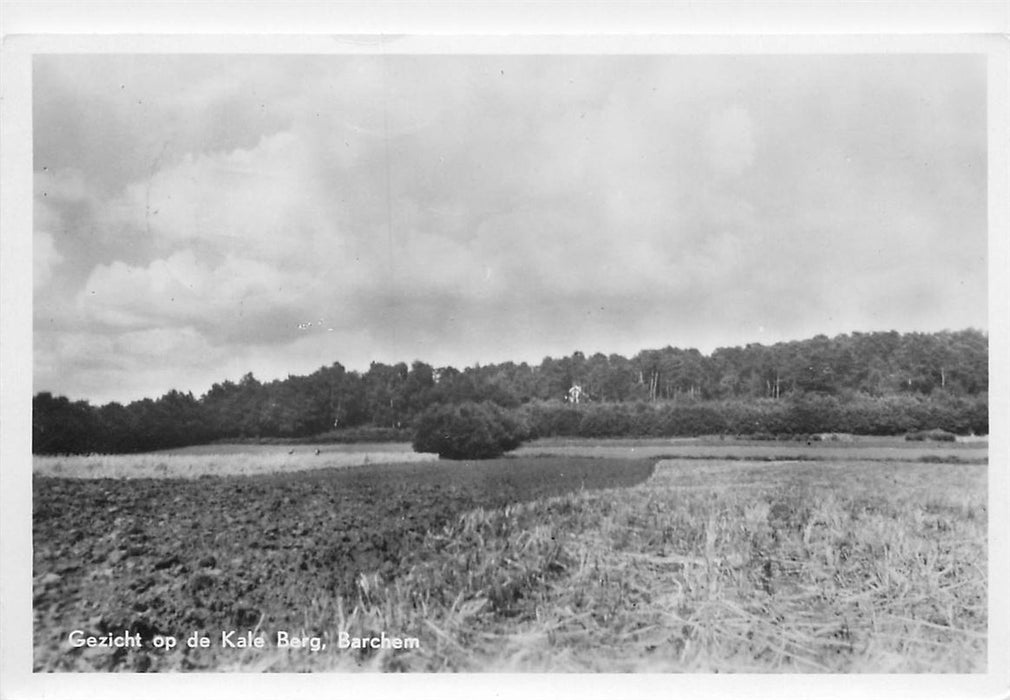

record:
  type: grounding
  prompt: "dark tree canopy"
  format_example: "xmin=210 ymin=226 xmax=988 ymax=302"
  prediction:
xmin=33 ymin=329 xmax=988 ymax=454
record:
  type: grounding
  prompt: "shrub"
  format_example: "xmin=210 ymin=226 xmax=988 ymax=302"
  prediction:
xmin=578 ymin=406 xmax=632 ymax=438
xmin=412 ymin=401 xmax=528 ymax=459
xmin=905 ymin=428 xmax=957 ymax=442
xmin=653 ymin=404 xmax=728 ymax=437
xmin=785 ymin=393 xmax=841 ymax=434
xmin=966 ymin=395 xmax=988 ymax=435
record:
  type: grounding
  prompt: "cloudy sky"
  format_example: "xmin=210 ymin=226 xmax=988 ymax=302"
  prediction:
xmin=33 ymin=52 xmax=987 ymax=405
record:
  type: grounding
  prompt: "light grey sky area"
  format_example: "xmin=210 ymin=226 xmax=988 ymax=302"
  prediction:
xmin=32 ymin=53 xmax=987 ymax=405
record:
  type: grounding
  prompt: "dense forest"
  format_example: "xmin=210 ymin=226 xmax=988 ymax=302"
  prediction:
xmin=33 ymin=329 xmax=988 ymax=454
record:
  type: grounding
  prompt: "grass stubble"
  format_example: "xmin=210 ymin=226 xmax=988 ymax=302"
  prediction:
xmin=234 ymin=458 xmax=986 ymax=673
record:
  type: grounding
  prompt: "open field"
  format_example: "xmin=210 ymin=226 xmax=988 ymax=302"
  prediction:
xmin=517 ymin=435 xmax=988 ymax=464
xmin=32 ymin=443 xmax=435 ymax=479
xmin=157 ymin=442 xmax=420 ymax=456
xmin=32 ymin=455 xmax=655 ymax=671
xmin=32 ymin=440 xmax=987 ymax=672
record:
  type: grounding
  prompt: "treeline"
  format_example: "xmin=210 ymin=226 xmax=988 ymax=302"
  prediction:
xmin=514 ymin=393 xmax=988 ymax=440
xmin=33 ymin=329 xmax=988 ymax=454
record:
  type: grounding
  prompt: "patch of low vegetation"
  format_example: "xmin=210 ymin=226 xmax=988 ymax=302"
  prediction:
xmin=746 ymin=432 xmax=827 ymax=442
xmin=211 ymin=426 xmax=414 ymax=446
xmin=905 ymin=428 xmax=957 ymax=442
xmin=310 ymin=426 xmax=414 ymax=444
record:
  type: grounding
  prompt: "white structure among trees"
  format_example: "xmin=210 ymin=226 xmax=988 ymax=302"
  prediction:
xmin=567 ymin=384 xmax=585 ymax=404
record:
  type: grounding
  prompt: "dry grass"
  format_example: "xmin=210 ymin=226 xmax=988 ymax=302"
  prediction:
xmin=515 ymin=437 xmax=987 ymax=464
xmin=246 ymin=458 xmax=986 ymax=673
xmin=32 ymin=450 xmax=438 ymax=479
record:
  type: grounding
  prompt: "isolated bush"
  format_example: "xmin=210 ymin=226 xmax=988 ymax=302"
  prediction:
xmin=412 ymin=401 xmax=528 ymax=459
xmin=905 ymin=428 xmax=957 ymax=442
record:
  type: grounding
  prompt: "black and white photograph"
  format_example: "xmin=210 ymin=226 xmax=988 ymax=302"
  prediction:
xmin=1 ymin=7 xmax=1008 ymax=699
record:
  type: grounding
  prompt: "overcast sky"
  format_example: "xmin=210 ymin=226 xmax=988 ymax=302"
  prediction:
xmin=33 ymin=53 xmax=987 ymax=405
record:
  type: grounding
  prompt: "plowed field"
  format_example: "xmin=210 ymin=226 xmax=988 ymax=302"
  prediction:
xmin=33 ymin=456 xmax=655 ymax=671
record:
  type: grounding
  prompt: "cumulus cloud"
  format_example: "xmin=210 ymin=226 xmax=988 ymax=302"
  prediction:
xmin=31 ymin=53 xmax=988 ymax=404
xmin=77 ymin=250 xmax=319 ymax=344
xmin=107 ymin=132 xmax=335 ymax=257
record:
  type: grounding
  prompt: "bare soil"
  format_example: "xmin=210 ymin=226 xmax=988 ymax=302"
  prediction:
xmin=32 ymin=456 xmax=654 ymax=671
